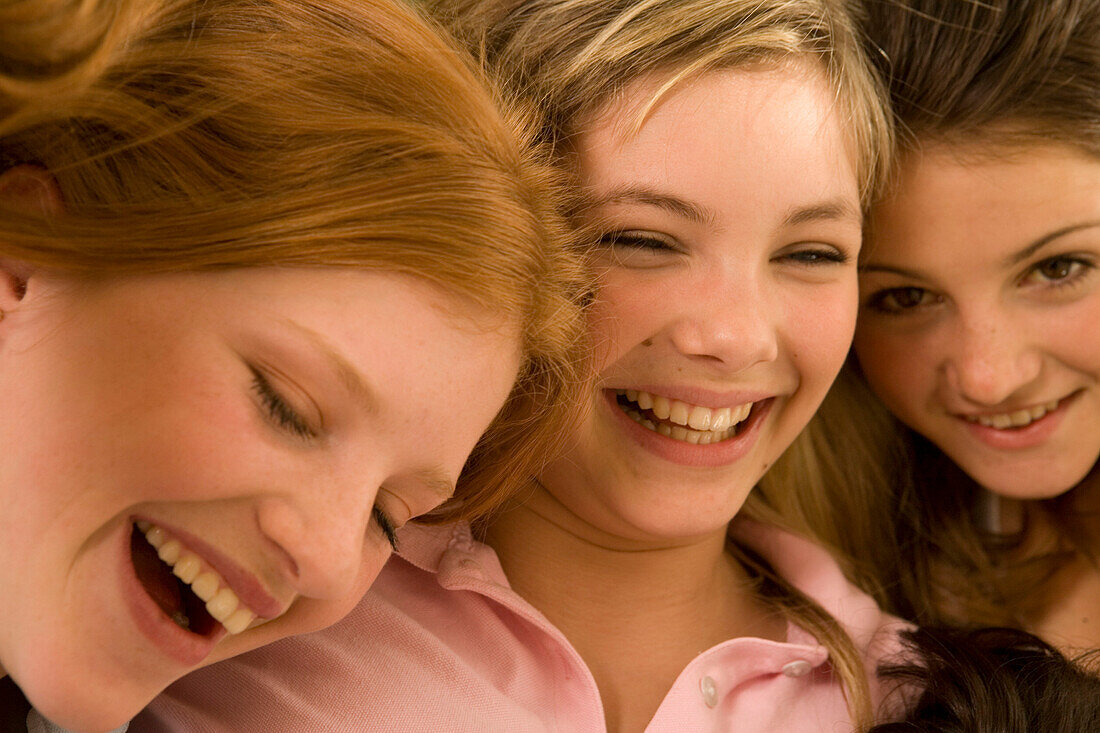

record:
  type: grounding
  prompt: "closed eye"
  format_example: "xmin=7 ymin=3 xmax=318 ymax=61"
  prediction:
xmin=250 ymin=367 xmax=316 ymax=439
xmin=776 ymin=247 xmax=849 ymax=266
xmin=600 ymin=231 xmax=679 ymax=253
xmin=372 ymin=505 xmax=398 ymax=552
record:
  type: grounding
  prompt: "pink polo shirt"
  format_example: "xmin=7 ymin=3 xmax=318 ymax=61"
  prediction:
xmin=135 ymin=520 xmax=907 ymax=732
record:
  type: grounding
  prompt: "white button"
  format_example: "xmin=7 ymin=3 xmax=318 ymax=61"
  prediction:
xmin=699 ymin=675 xmax=718 ymax=708
xmin=782 ymin=660 xmax=813 ymax=678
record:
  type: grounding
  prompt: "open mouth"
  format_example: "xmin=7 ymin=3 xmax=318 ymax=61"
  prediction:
xmin=130 ymin=522 xmax=257 ymax=636
xmin=614 ymin=389 xmax=761 ymax=444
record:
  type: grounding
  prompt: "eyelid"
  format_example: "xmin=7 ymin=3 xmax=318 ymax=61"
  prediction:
xmin=775 ymin=243 xmax=850 ymax=265
xmin=249 ymin=366 xmax=317 ymax=439
xmin=600 ymin=229 xmax=680 ymax=251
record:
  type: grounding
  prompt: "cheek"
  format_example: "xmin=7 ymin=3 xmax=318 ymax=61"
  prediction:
xmin=786 ymin=282 xmax=857 ymax=385
xmin=589 ymin=274 xmax=664 ymax=370
xmin=853 ymin=325 xmax=937 ymax=416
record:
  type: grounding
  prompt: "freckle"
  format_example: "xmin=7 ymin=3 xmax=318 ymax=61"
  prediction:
xmin=641 ymin=338 xmax=653 ymax=346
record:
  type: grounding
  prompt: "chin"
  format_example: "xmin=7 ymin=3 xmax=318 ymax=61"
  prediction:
xmin=956 ymin=458 xmax=1093 ymax=502
xmin=602 ymin=488 xmax=752 ymax=542
xmin=25 ymin=681 xmax=150 ymax=733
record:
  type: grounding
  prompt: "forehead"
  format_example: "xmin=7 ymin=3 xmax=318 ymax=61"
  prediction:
xmin=867 ymin=143 xmax=1100 ymax=267
xmin=573 ymin=60 xmax=858 ymax=220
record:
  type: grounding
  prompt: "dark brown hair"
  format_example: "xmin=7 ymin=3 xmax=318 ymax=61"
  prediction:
xmin=869 ymin=627 xmax=1100 ymax=732
xmin=863 ymin=0 xmax=1100 ymax=156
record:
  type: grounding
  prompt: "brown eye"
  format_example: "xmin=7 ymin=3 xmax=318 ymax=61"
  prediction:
xmin=1020 ymin=255 xmax=1093 ymax=288
xmin=1037 ymin=257 xmax=1075 ymax=280
xmin=890 ymin=287 xmax=928 ymax=309
xmin=864 ymin=286 xmax=937 ymax=315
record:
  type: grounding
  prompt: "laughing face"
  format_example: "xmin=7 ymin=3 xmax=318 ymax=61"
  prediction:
xmin=0 ymin=267 xmax=519 ymax=730
xmin=536 ymin=61 xmax=862 ymax=543
xmin=855 ymin=143 xmax=1100 ymax=499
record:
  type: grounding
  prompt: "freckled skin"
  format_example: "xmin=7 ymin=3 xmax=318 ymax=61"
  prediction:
xmin=855 ymin=144 xmax=1100 ymax=500
xmin=0 ymin=268 xmax=519 ymax=731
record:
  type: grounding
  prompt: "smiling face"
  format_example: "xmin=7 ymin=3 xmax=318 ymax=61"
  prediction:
xmin=854 ymin=143 xmax=1100 ymax=499
xmin=536 ymin=61 xmax=862 ymax=543
xmin=0 ymin=267 xmax=519 ymax=730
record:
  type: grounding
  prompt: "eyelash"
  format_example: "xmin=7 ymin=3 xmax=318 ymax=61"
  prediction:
xmin=777 ymin=248 xmax=849 ymax=266
xmin=601 ymin=233 xmax=849 ymax=267
xmin=600 ymin=231 xmax=678 ymax=252
xmin=250 ymin=368 xmax=316 ymax=439
xmin=251 ymin=367 xmax=399 ymax=551
xmin=373 ymin=505 xmax=399 ymax=552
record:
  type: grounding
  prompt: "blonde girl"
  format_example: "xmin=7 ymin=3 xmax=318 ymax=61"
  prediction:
xmin=0 ymin=0 xmax=587 ymax=730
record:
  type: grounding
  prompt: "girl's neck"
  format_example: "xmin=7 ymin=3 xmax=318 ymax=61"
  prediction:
xmin=483 ymin=482 xmax=785 ymax=732
xmin=999 ymin=466 xmax=1100 ymax=652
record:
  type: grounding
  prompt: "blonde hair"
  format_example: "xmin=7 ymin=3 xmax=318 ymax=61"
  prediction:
xmin=427 ymin=0 xmax=894 ymax=726
xmin=0 ymin=0 xmax=590 ymax=523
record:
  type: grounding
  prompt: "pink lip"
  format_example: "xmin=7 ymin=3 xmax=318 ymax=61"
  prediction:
xmin=603 ymin=389 xmax=773 ymax=467
xmin=117 ymin=523 xmax=225 ymax=667
xmin=134 ymin=517 xmax=285 ymax=619
xmin=956 ymin=393 xmax=1076 ymax=451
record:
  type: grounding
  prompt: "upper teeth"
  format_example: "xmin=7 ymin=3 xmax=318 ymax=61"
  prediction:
xmin=617 ymin=389 xmax=754 ymax=443
xmin=136 ymin=521 xmax=258 ymax=634
xmin=965 ymin=399 xmax=1060 ymax=429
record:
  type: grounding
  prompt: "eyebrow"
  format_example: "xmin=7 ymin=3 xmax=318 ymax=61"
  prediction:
xmin=858 ymin=263 xmax=927 ymax=279
xmin=862 ymin=220 xmax=1100 ymax=279
xmin=414 ymin=465 xmax=458 ymax=501
xmin=782 ymin=199 xmax=861 ymax=227
xmin=589 ymin=186 xmax=860 ymax=230
xmin=281 ymin=318 xmax=378 ymax=416
xmin=588 ymin=185 xmax=716 ymax=226
xmin=1004 ymin=221 xmax=1100 ymax=267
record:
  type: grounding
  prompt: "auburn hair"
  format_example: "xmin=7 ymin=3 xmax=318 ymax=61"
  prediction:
xmin=0 ymin=0 xmax=591 ymax=523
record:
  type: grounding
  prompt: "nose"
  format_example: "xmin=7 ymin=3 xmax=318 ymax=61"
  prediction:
xmin=943 ymin=316 xmax=1042 ymax=407
xmin=255 ymin=473 xmax=379 ymax=600
xmin=667 ymin=272 xmax=779 ymax=373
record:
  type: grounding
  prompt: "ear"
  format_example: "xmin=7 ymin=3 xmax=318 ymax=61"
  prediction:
xmin=0 ymin=165 xmax=62 ymax=315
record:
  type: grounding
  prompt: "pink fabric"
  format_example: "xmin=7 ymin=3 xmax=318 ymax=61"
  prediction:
xmin=134 ymin=520 xmax=906 ymax=732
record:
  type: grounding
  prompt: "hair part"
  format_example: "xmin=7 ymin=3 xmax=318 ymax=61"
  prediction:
xmin=429 ymin=0 xmax=893 ymax=209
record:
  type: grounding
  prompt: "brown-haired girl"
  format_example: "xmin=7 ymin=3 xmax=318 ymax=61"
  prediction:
xmin=852 ymin=0 xmax=1100 ymax=653
xmin=0 ymin=0 xmax=588 ymax=730
xmin=837 ymin=1 xmax=1100 ymax=728
xmin=136 ymin=1 xmax=914 ymax=730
